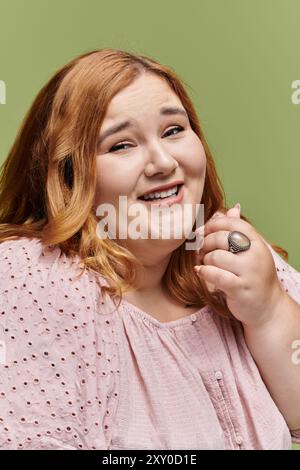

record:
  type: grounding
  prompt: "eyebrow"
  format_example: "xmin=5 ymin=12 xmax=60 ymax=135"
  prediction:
xmin=98 ymin=106 xmax=188 ymax=144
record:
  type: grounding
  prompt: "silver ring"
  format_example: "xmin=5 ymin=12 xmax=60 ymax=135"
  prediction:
xmin=228 ymin=231 xmax=251 ymax=254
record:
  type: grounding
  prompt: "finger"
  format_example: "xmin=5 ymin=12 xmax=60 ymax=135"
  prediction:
xmin=211 ymin=210 xmax=225 ymax=220
xmin=195 ymin=210 xmax=226 ymax=253
xmin=199 ymin=231 xmax=230 ymax=258
xmin=202 ymin=249 xmax=243 ymax=276
xmin=204 ymin=216 xmax=256 ymax=239
xmin=194 ymin=264 xmax=241 ymax=296
xmin=194 ymin=226 xmax=205 ymax=252
xmin=226 ymin=203 xmax=241 ymax=218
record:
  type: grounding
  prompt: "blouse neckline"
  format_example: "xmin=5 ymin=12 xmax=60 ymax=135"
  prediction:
xmin=120 ymin=297 xmax=209 ymax=329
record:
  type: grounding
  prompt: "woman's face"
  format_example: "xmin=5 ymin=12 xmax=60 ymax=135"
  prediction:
xmin=94 ymin=73 xmax=206 ymax=257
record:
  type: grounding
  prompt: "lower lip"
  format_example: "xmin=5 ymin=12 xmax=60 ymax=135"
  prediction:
xmin=138 ymin=185 xmax=184 ymax=207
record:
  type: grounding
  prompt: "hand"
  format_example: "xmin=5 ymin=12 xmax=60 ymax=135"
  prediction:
xmin=193 ymin=203 xmax=286 ymax=327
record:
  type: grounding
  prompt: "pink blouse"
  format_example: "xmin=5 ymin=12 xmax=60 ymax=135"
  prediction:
xmin=0 ymin=236 xmax=299 ymax=450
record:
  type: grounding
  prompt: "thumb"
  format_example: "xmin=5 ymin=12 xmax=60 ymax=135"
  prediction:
xmin=226 ymin=202 xmax=241 ymax=219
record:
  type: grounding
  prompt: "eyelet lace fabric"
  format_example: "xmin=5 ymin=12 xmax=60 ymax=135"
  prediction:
xmin=0 ymin=236 xmax=299 ymax=450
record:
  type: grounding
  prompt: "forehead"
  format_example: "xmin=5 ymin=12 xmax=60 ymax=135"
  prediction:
xmin=104 ymin=74 xmax=182 ymax=120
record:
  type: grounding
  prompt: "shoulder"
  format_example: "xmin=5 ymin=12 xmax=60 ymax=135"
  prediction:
xmin=0 ymin=236 xmax=77 ymax=301
xmin=0 ymin=236 xmax=70 ymax=281
xmin=0 ymin=235 xmax=113 ymax=321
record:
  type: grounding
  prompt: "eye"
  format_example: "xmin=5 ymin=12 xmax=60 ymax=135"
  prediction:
xmin=163 ymin=125 xmax=185 ymax=137
xmin=109 ymin=142 xmax=132 ymax=153
xmin=108 ymin=125 xmax=185 ymax=153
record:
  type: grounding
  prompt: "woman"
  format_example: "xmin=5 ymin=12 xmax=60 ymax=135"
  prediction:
xmin=0 ymin=48 xmax=299 ymax=450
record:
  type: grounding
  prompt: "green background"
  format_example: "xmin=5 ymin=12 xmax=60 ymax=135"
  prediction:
xmin=0 ymin=0 xmax=299 ymax=450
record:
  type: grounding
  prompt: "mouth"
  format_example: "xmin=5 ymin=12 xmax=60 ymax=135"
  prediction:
xmin=137 ymin=184 xmax=184 ymax=206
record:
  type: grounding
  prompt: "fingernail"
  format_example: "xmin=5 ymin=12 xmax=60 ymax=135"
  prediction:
xmin=234 ymin=203 xmax=241 ymax=212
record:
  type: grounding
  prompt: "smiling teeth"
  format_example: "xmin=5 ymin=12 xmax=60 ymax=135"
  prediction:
xmin=142 ymin=185 xmax=178 ymax=200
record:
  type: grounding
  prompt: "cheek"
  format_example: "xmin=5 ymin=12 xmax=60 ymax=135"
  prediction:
xmin=94 ymin=155 xmax=139 ymax=203
xmin=194 ymin=146 xmax=206 ymax=177
xmin=179 ymin=136 xmax=206 ymax=175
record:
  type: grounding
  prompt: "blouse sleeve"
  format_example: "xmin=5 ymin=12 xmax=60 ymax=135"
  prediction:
xmin=0 ymin=237 xmax=119 ymax=450
xmin=266 ymin=242 xmax=300 ymax=444
xmin=267 ymin=242 xmax=300 ymax=304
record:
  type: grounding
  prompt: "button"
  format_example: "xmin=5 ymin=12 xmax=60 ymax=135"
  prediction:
xmin=214 ymin=371 xmax=223 ymax=380
xmin=235 ymin=435 xmax=243 ymax=445
xmin=190 ymin=313 xmax=197 ymax=323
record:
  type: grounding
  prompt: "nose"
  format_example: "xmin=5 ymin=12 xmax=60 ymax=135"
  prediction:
xmin=144 ymin=143 xmax=179 ymax=177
